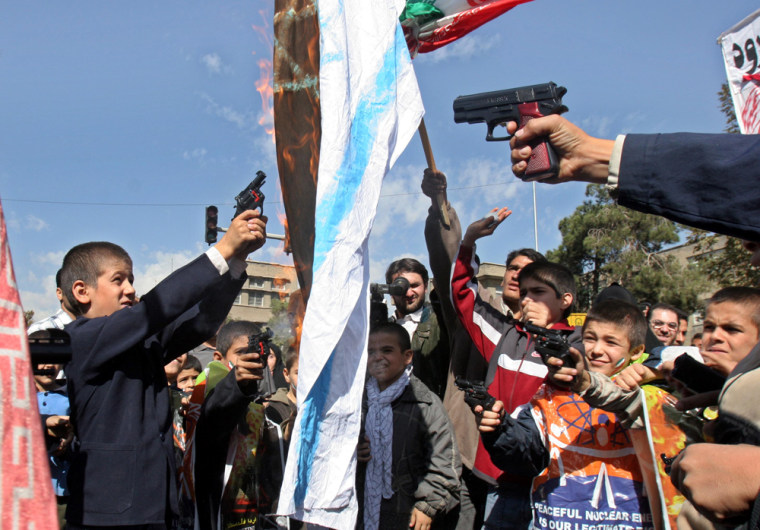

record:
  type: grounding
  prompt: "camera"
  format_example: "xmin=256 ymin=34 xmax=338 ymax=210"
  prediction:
xmin=369 ymin=277 xmax=410 ymax=326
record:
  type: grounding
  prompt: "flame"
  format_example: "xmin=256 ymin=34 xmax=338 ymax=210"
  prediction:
xmin=287 ymin=289 xmax=306 ymax=351
xmin=254 ymin=58 xmax=275 ymax=141
xmin=278 ymin=211 xmax=292 ymax=254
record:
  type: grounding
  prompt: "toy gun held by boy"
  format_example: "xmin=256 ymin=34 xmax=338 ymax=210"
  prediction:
xmin=455 ymin=377 xmax=496 ymax=412
xmin=523 ymin=322 xmax=575 ymax=371
xmin=453 ymin=82 xmax=568 ymax=181
xmin=246 ymin=327 xmax=275 ymax=399
xmin=233 ymin=170 xmax=266 ymax=219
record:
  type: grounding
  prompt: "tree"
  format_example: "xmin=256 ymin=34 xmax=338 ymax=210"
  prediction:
xmin=267 ymin=297 xmax=294 ymax=351
xmin=718 ymin=82 xmax=741 ymax=134
xmin=547 ymin=185 xmax=710 ymax=312
xmin=24 ymin=310 xmax=34 ymax=328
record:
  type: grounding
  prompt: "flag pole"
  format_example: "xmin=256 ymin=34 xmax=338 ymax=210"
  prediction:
xmin=418 ymin=118 xmax=451 ymax=228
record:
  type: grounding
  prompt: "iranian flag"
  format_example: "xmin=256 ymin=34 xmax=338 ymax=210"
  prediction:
xmin=401 ymin=0 xmax=535 ymax=55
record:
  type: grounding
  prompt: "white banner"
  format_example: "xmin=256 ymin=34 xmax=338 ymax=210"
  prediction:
xmin=718 ymin=9 xmax=760 ymax=133
xmin=277 ymin=0 xmax=424 ymax=528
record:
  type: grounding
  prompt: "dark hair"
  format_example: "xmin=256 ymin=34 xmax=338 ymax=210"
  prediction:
xmin=181 ymin=354 xmax=202 ymax=373
xmin=584 ymin=299 xmax=647 ymax=349
xmin=284 ymin=344 xmax=299 ymax=370
xmin=691 ymin=332 xmax=703 ymax=342
xmin=707 ymin=286 xmax=760 ymax=329
xmin=55 ymin=268 xmax=63 ymax=289
xmin=506 ymin=248 xmax=546 ymax=267
xmin=518 ymin=261 xmax=576 ymax=318
xmin=216 ymin=320 xmax=261 ymax=359
xmin=385 ymin=258 xmax=428 ymax=286
xmin=647 ymin=302 xmax=680 ymax=323
xmin=369 ymin=321 xmax=411 ymax=351
xmin=60 ymin=242 xmax=133 ymax=317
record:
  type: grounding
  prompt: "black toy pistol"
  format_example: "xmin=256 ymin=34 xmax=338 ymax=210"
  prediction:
xmin=454 ymin=82 xmax=568 ymax=181
xmin=233 ymin=170 xmax=266 ymax=219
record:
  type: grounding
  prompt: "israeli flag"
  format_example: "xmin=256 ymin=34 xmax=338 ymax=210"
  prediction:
xmin=277 ymin=0 xmax=424 ymax=527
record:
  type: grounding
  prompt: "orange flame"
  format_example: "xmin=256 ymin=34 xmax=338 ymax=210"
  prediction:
xmin=287 ymin=289 xmax=306 ymax=352
xmin=254 ymin=58 xmax=275 ymax=140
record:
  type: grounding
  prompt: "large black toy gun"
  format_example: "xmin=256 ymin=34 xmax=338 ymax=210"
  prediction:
xmin=233 ymin=170 xmax=267 ymax=219
xmin=455 ymin=377 xmax=496 ymax=412
xmin=248 ymin=327 xmax=275 ymax=399
xmin=523 ymin=322 xmax=575 ymax=370
xmin=453 ymin=82 xmax=567 ymax=181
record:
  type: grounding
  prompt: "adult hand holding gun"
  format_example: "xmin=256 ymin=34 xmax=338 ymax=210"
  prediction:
xmin=461 ymin=207 xmax=511 ymax=249
xmin=508 ymin=115 xmax=615 ymax=185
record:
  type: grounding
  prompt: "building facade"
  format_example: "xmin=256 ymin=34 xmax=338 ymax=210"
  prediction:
xmin=227 ymin=260 xmax=298 ymax=325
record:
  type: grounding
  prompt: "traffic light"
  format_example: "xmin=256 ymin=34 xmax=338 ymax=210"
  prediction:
xmin=205 ymin=205 xmax=218 ymax=245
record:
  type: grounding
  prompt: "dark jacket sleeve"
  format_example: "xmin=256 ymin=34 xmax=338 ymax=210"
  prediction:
xmin=618 ymin=133 xmax=760 ymax=241
xmin=69 ymin=254 xmax=236 ymax=381
xmin=480 ymin=406 xmax=548 ymax=477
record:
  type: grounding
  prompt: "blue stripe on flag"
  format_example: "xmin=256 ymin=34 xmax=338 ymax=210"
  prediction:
xmin=312 ymin=40 xmax=399 ymax=271
xmin=294 ymin=354 xmax=334 ymax=504
xmin=294 ymin=26 xmax=404 ymax=503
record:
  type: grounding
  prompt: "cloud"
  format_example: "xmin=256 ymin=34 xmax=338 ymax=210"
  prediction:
xmin=26 ymin=215 xmax=49 ymax=232
xmin=183 ymin=148 xmax=208 ymax=161
xmin=417 ymin=34 xmax=501 ymax=64
xmin=133 ymin=250 xmax=195 ymax=294
xmin=373 ymin=164 xmax=430 ymax=239
xmin=201 ymin=53 xmax=233 ymax=75
xmin=200 ymin=93 xmax=253 ymax=129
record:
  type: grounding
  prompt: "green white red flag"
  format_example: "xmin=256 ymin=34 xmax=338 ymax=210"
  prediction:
xmin=401 ymin=0 xmax=535 ymax=55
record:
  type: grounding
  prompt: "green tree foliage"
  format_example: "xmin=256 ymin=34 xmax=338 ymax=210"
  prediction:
xmin=24 ymin=310 xmax=34 ymax=328
xmin=719 ymin=82 xmax=741 ymax=134
xmin=547 ymin=185 xmax=709 ymax=312
xmin=686 ymin=230 xmax=760 ymax=287
xmin=267 ymin=297 xmax=294 ymax=351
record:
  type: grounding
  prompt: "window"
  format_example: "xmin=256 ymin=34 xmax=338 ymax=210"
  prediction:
xmin=248 ymin=277 xmax=266 ymax=288
xmin=233 ymin=293 xmax=242 ymax=305
xmin=248 ymin=293 xmax=265 ymax=307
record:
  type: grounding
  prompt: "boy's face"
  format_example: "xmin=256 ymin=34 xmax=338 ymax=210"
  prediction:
xmin=284 ymin=359 xmax=299 ymax=391
xmin=214 ymin=335 xmax=250 ymax=368
xmin=84 ymin=259 xmax=136 ymax=318
xmin=519 ymin=277 xmax=572 ymax=327
xmin=34 ymin=364 xmax=62 ymax=391
xmin=176 ymin=368 xmax=200 ymax=392
xmin=367 ymin=331 xmax=412 ymax=391
xmin=582 ymin=320 xmax=640 ymax=377
xmin=702 ymin=301 xmax=760 ymax=375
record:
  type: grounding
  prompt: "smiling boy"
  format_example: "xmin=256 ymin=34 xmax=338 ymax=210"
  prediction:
xmin=478 ymin=300 xmax=653 ymax=530
xmin=62 ymin=211 xmax=266 ymax=528
xmin=359 ymin=322 xmax=461 ymax=530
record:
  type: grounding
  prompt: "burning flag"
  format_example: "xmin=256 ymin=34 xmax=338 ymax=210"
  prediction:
xmin=401 ymin=0 xmax=536 ymax=55
xmin=275 ymin=0 xmax=424 ymax=527
xmin=0 ymin=198 xmax=59 ymax=528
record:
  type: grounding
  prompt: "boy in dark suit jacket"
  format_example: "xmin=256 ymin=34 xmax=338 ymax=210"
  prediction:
xmin=61 ymin=210 xmax=266 ymax=528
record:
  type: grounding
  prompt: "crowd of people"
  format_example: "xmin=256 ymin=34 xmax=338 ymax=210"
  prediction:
xmin=28 ymin=116 xmax=760 ymax=530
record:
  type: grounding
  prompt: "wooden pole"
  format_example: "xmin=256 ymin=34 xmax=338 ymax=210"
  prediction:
xmin=418 ymin=118 xmax=450 ymax=228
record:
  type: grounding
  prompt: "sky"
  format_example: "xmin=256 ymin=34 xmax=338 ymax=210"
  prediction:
xmin=2 ymin=0 xmax=758 ymax=321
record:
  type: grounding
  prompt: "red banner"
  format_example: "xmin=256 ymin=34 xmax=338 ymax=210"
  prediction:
xmin=0 ymin=199 xmax=58 ymax=528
